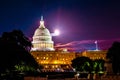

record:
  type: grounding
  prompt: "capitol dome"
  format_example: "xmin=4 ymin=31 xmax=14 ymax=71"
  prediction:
xmin=33 ymin=27 xmax=52 ymax=42
xmin=34 ymin=27 xmax=51 ymax=36
xmin=31 ymin=16 xmax=54 ymax=51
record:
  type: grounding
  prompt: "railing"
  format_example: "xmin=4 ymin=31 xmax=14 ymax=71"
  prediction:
xmin=24 ymin=73 xmax=120 ymax=80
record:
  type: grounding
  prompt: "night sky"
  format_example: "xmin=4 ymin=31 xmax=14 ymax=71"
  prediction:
xmin=0 ymin=0 xmax=120 ymax=51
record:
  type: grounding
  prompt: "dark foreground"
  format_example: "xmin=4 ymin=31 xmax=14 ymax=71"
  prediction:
xmin=1 ymin=72 xmax=120 ymax=80
xmin=24 ymin=72 xmax=120 ymax=80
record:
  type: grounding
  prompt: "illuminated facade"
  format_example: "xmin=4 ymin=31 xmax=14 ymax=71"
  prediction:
xmin=76 ymin=50 xmax=107 ymax=60
xmin=31 ymin=51 xmax=75 ymax=71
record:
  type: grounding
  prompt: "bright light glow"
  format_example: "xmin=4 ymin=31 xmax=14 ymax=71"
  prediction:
xmin=54 ymin=61 xmax=58 ymax=64
xmin=51 ymin=29 xmax=60 ymax=36
xmin=54 ymin=29 xmax=60 ymax=36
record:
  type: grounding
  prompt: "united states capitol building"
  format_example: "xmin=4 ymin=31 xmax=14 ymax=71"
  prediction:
xmin=30 ymin=17 xmax=109 ymax=72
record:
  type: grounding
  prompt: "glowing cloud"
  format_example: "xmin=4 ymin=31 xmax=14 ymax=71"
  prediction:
xmin=55 ymin=39 xmax=120 ymax=52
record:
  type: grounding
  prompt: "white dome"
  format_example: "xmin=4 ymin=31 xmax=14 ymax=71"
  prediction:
xmin=31 ymin=17 xmax=54 ymax=51
xmin=34 ymin=27 xmax=51 ymax=36
xmin=33 ymin=27 xmax=52 ymax=42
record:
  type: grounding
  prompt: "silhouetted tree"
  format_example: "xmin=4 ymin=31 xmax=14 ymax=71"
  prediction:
xmin=0 ymin=30 xmax=39 ymax=79
xmin=106 ymin=41 xmax=120 ymax=74
xmin=71 ymin=56 xmax=92 ymax=73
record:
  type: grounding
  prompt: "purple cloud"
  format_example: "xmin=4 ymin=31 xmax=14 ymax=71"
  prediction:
xmin=55 ymin=39 xmax=120 ymax=52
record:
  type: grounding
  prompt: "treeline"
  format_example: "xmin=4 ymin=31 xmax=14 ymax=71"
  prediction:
xmin=0 ymin=30 xmax=41 ymax=79
xmin=71 ymin=56 xmax=105 ymax=73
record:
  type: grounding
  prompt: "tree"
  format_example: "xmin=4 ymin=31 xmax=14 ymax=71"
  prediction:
xmin=106 ymin=41 xmax=120 ymax=74
xmin=0 ymin=30 xmax=39 ymax=79
xmin=92 ymin=59 xmax=105 ymax=73
xmin=71 ymin=56 xmax=92 ymax=73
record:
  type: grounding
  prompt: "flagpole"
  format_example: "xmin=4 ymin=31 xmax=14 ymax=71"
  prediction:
xmin=95 ymin=40 xmax=98 ymax=50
